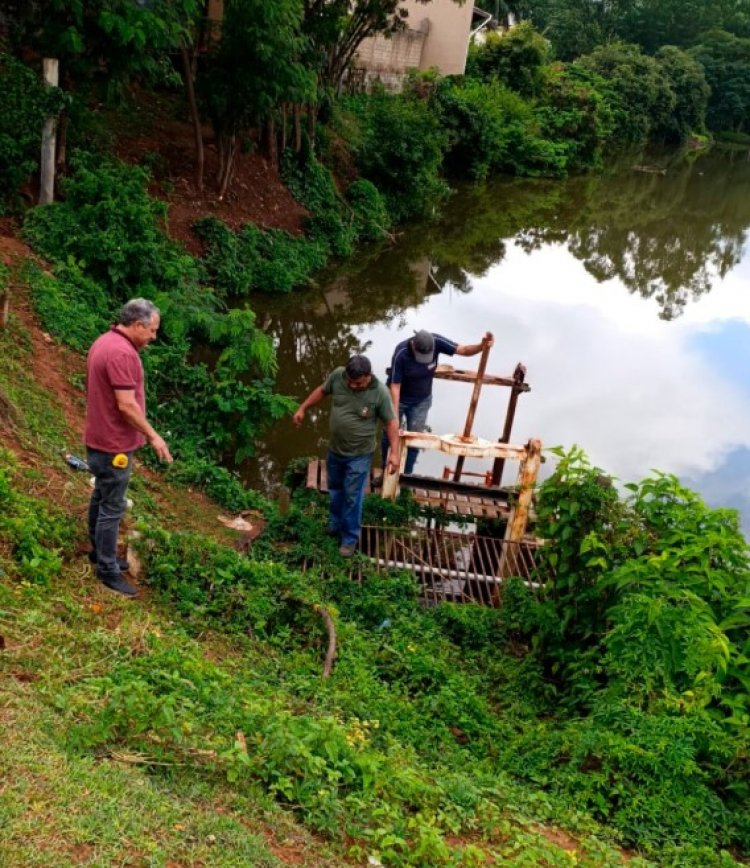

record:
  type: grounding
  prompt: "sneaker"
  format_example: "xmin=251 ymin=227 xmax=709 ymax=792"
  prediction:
xmin=324 ymin=527 xmax=340 ymax=539
xmin=338 ymin=543 xmax=356 ymax=559
xmin=97 ymin=571 xmax=138 ymax=597
xmin=88 ymin=551 xmax=130 ymax=572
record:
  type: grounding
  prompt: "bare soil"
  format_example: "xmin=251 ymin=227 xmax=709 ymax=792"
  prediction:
xmin=112 ymin=93 xmax=309 ymax=255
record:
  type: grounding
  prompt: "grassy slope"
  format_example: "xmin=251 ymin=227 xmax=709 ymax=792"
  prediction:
xmin=0 ymin=239 xmax=653 ymax=867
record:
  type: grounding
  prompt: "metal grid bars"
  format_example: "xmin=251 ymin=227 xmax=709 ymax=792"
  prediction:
xmin=353 ymin=525 xmax=539 ymax=607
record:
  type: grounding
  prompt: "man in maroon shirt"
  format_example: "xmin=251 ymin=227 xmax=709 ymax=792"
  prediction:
xmin=86 ymin=298 xmax=172 ymax=596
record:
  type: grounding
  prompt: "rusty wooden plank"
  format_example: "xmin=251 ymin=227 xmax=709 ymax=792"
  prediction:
xmin=499 ymin=439 xmax=542 ymax=578
xmin=306 ymin=460 xmax=319 ymax=489
xmin=400 ymin=432 xmax=529 ymax=461
xmin=434 ymin=366 xmax=531 ymax=391
xmin=454 ymin=341 xmax=492 ymax=483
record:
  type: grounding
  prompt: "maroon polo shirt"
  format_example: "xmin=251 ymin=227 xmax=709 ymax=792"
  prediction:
xmin=85 ymin=327 xmax=146 ymax=453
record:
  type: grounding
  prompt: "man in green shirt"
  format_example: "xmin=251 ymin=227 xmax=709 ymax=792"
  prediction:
xmin=293 ymin=355 xmax=400 ymax=557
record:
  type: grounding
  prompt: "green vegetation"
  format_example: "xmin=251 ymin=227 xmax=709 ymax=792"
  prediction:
xmin=21 ymin=154 xmax=290 ymax=507
xmin=1 ymin=3 xmax=750 ymax=861
xmin=2 ymin=423 xmax=748 ymax=864
xmin=0 ymin=53 xmax=60 ymax=212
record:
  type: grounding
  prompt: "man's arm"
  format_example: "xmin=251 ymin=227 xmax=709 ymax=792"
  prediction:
xmin=292 ymin=384 xmax=326 ymax=427
xmin=384 ymin=418 xmax=400 ymax=474
xmin=389 ymin=382 xmax=401 ymax=415
xmin=455 ymin=331 xmax=494 ymax=357
xmin=114 ymin=390 xmax=173 ymax=463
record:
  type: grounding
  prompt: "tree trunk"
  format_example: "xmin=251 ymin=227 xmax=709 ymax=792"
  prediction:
xmin=267 ymin=116 xmax=278 ymax=169
xmin=0 ymin=283 xmax=10 ymax=329
xmin=39 ymin=58 xmax=59 ymax=205
xmin=293 ymin=103 xmax=302 ymax=153
xmin=56 ymin=113 xmax=68 ymax=170
xmin=218 ymin=134 xmax=237 ymax=200
xmin=180 ymin=44 xmax=205 ymax=192
xmin=307 ymin=102 xmax=317 ymax=151
xmin=280 ymin=104 xmax=288 ymax=155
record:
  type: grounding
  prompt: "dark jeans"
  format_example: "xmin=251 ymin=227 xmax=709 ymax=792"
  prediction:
xmin=87 ymin=448 xmax=133 ymax=577
xmin=381 ymin=394 xmax=432 ymax=474
xmin=326 ymin=450 xmax=372 ymax=546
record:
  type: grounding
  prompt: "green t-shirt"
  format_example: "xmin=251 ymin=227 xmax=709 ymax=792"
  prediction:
xmin=323 ymin=367 xmax=394 ymax=457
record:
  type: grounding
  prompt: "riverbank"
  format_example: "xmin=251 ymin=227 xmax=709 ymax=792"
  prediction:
xmin=0 ymin=244 xmax=654 ymax=867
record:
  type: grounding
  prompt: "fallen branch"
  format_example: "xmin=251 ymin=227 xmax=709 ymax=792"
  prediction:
xmin=314 ymin=604 xmax=337 ymax=678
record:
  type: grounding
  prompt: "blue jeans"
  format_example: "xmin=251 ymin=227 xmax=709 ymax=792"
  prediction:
xmin=381 ymin=394 xmax=432 ymax=474
xmin=87 ymin=448 xmax=133 ymax=577
xmin=327 ymin=450 xmax=372 ymax=546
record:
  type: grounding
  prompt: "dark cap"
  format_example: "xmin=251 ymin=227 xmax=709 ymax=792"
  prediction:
xmin=412 ymin=330 xmax=435 ymax=364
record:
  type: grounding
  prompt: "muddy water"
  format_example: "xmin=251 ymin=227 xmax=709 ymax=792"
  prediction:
xmin=240 ymin=149 xmax=750 ymax=533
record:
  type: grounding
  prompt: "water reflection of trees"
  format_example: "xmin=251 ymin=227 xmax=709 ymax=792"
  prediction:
xmin=463 ymin=153 xmax=750 ymax=320
xmin=552 ymin=157 xmax=749 ymax=320
xmin=376 ymin=151 xmax=749 ymax=321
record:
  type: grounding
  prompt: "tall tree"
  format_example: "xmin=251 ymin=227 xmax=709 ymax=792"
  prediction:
xmin=199 ymin=0 xmax=314 ymax=196
xmin=7 ymin=0 xmax=200 ymax=96
xmin=690 ymin=29 xmax=750 ymax=132
xmin=302 ymin=0 xmax=438 ymax=94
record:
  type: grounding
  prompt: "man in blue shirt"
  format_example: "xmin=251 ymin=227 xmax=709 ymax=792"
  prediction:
xmin=382 ymin=329 xmax=494 ymax=474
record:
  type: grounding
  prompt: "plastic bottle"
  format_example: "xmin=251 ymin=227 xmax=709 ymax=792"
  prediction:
xmin=63 ymin=453 xmax=90 ymax=472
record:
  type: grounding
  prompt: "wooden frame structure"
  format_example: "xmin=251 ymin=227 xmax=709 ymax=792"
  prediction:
xmin=304 ymin=346 xmax=543 ymax=602
xmin=382 ymin=434 xmax=542 ymax=578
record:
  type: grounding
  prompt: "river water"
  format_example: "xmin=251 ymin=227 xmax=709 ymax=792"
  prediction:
xmin=241 ymin=148 xmax=750 ymax=534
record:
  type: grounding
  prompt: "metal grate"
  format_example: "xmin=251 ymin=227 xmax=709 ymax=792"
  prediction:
xmin=352 ymin=525 xmax=540 ymax=607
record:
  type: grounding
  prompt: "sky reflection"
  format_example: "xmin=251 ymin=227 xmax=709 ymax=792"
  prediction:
xmin=357 ymin=243 xmax=750 ymax=535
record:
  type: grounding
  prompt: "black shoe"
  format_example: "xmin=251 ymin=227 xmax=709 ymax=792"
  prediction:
xmin=97 ymin=571 xmax=138 ymax=597
xmin=88 ymin=551 xmax=130 ymax=572
xmin=324 ymin=527 xmax=340 ymax=539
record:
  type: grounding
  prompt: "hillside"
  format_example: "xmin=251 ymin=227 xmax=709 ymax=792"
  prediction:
xmin=0 ymin=226 xmax=652 ymax=867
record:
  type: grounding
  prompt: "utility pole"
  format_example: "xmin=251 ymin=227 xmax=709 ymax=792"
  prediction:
xmin=39 ymin=58 xmax=59 ymax=205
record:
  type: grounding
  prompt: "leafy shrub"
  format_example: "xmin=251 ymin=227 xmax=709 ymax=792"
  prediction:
xmin=435 ymin=77 xmax=568 ymax=180
xmin=0 ymin=450 xmax=75 ymax=584
xmin=653 ymin=46 xmax=710 ymax=143
xmin=690 ymin=29 xmax=750 ymax=133
xmin=21 ymin=155 xmax=292 ymax=501
xmin=345 ymin=89 xmax=449 ymax=222
xmin=504 ymin=704 xmax=737 ymax=850
xmin=24 ymin=260 xmax=110 ymax=353
xmin=575 ymin=42 xmax=675 ymax=147
xmin=23 ymin=153 xmax=199 ymax=300
xmin=346 ymin=179 xmax=391 ymax=242
xmin=535 ymin=63 xmax=613 ymax=171
xmin=195 ymin=215 xmax=328 ymax=295
xmin=466 ymin=22 xmax=551 ymax=98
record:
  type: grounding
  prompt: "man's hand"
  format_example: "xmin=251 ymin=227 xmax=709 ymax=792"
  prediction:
xmin=482 ymin=331 xmax=494 ymax=348
xmin=386 ymin=453 xmax=400 ymax=475
xmin=292 ymin=407 xmax=305 ymax=428
xmin=149 ymin=432 xmax=173 ymax=464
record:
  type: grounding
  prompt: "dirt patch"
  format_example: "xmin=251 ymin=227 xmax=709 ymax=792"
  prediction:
xmin=68 ymin=843 xmax=95 ymax=864
xmin=111 ymin=94 xmax=309 ymax=256
xmin=261 ymin=828 xmax=307 ymax=866
xmin=0 ymin=220 xmax=29 ymax=265
xmin=532 ymin=823 xmax=579 ymax=852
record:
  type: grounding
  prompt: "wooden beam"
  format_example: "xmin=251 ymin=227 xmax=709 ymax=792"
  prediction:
xmin=453 ymin=340 xmax=491 ymax=482
xmin=498 ymin=439 xmax=542 ymax=579
xmin=381 ymin=439 xmax=407 ymax=499
xmin=434 ymin=365 xmax=531 ymax=391
xmin=400 ymin=432 xmax=529 ymax=461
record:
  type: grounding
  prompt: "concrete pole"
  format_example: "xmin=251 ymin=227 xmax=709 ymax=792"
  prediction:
xmin=39 ymin=58 xmax=59 ymax=205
